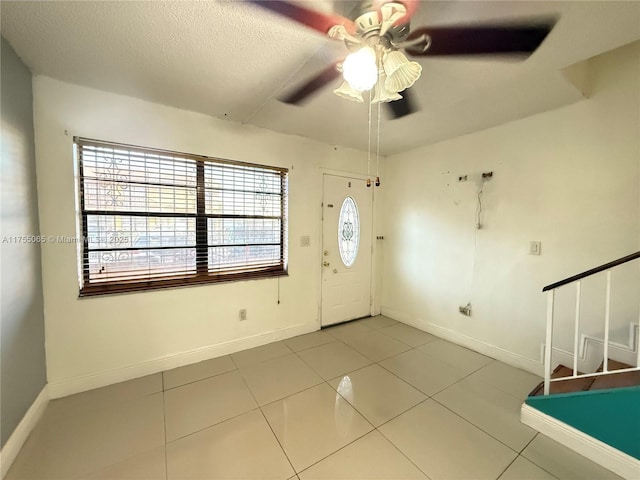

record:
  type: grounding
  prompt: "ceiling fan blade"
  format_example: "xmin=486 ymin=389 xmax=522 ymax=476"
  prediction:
xmin=280 ymin=62 xmax=342 ymax=104
xmin=248 ymin=1 xmax=356 ymax=35
xmin=386 ymin=89 xmax=417 ymax=119
xmin=405 ymin=19 xmax=556 ymax=57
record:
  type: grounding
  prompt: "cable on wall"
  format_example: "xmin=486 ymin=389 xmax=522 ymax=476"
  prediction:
xmin=476 ymin=189 xmax=484 ymax=230
xmin=277 ymin=276 xmax=281 ymax=305
xmin=465 ymin=171 xmax=493 ymax=314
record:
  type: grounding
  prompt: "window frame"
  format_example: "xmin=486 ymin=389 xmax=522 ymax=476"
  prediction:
xmin=75 ymin=137 xmax=288 ymax=297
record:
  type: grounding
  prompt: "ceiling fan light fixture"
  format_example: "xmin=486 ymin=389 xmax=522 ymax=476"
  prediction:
xmin=372 ymin=71 xmax=402 ymax=103
xmin=333 ymin=81 xmax=364 ymax=102
xmin=343 ymin=46 xmax=378 ymax=92
xmin=383 ymin=50 xmax=422 ymax=93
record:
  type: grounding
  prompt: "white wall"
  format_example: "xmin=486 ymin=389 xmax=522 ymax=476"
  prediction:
xmin=381 ymin=41 xmax=640 ymax=371
xmin=1 ymin=36 xmax=47 ymax=448
xmin=32 ymin=76 xmax=380 ymax=396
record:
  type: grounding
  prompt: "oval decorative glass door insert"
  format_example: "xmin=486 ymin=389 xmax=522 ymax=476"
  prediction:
xmin=338 ymin=196 xmax=360 ymax=267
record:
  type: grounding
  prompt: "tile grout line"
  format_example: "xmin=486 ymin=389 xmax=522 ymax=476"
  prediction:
xmin=163 ymin=371 xmax=262 ymax=440
xmin=495 ymin=454 xmax=520 ymax=480
xmin=375 ymin=416 xmax=433 ymax=479
xmin=286 ymin=339 xmax=337 ymax=354
xmin=519 ymin=432 xmax=538 ymax=454
xmin=428 ymin=395 xmax=528 ymax=455
xmin=303 ymin=336 xmax=432 ymax=477
xmin=236 ymin=370 xmax=299 ymax=477
xmin=162 ymin=361 xmax=237 ymax=391
xmin=257 ymin=406 xmax=298 ymax=477
xmin=470 ymin=363 xmax=544 ymax=401
xmin=290 ymin=339 xmax=369 ymax=382
xmin=228 ymin=351 xmax=241 ymax=371
xmin=369 ymin=396 xmax=433 ymax=433
xmin=161 ymin=372 xmax=169 ymax=480
xmin=165 ymin=405 xmax=263 ymax=444
xmin=161 ymin=348 xmax=538 ymax=475
xmin=324 ymin=370 xmax=432 ymax=478
xmin=374 ymin=354 xmax=438 ymax=395
xmin=244 ymin=362 xmax=355 ymax=477
xmin=496 ymin=434 xmax=562 ymax=480
xmin=517 ymin=433 xmax=563 ymax=479
xmin=13 ymin=318 xmax=596 ymax=479
xmin=294 ymin=426 xmax=374 ymax=476
xmin=255 ymin=341 xmax=378 ymax=476
xmin=368 ymin=350 xmax=540 ymax=478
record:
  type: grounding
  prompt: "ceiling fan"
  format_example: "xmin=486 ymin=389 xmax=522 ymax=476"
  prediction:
xmin=249 ymin=0 xmax=557 ymax=119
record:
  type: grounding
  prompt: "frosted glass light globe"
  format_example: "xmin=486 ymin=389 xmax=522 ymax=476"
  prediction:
xmin=383 ymin=50 xmax=422 ymax=93
xmin=333 ymin=81 xmax=364 ymax=102
xmin=343 ymin=47 xmax=378 ymax=92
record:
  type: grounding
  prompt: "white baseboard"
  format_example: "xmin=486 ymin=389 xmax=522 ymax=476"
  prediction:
xmin=48 ymin=322 xmax=318 ymax=399
xmin=521 ymin=403 xmax=640 ymax=479
xmin=0 ymin=385 xmax=49 ymax=479
xmin=381 ymin=306 xmax=544 ymax=376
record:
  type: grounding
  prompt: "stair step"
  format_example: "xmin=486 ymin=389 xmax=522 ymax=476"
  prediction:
xmin=529 ymin=360 xmax=640 ymax=397
xmin=591 ymin=360 xmax=640 ymax=390
xmin=596 ymin=359 xmax=633 ymax=372
xmin=529 ymin=365 xmax=594 ymax=396
xmin=590 ymin=370 xmax=640 ymax=390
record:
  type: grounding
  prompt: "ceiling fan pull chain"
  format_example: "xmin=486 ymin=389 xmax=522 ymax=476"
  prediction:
xmin=376 ymin=101 xmax=381 ymax=186
xmin=375 ymin=56 xmax=382 ymax=187
xmin=367 ymin=89 xmax=372 ymax=187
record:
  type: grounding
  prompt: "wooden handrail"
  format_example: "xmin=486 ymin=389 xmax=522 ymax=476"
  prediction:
xmin=542 ymin=251 xmax=640 ymax=292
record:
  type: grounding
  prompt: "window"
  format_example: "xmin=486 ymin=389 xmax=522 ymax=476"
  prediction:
xmin=337 ymin=196 xmax=359 ymax=267
xmin=76 ymin=138 xmax=287 ymax=296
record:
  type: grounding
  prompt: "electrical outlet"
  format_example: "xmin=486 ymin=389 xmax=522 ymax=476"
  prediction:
xmin=459 ymin=305 xmax=472 ymax=317
xmin=239 ymin=309 xmax=247 ymax=321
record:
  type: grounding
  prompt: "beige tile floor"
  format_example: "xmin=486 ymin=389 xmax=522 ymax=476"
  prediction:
xmin=7 ymin=316 xmax=622 ymax=480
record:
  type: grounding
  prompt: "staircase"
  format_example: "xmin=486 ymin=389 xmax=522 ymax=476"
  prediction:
xmin=520 ymin=251 xmax=640 ymax=479
xmin=529 ymin=359 xmax=640 ymax=396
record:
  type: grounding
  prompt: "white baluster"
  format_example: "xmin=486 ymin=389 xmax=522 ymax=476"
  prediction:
xmin=544 ymin=290 xmax=555 ymax=395
xmin=603 ymin=270 xmax=611 ymax=373
xmin=637 ymin=276 xmax=640 ymax=369
xmin=573 ymin=281 xmax=581 ymax=377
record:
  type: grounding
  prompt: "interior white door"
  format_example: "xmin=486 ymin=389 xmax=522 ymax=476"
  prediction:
xmin=321 ymin=174 xmax=373 ymax=327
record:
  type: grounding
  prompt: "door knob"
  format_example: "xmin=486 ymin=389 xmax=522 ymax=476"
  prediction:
xmin=323 ymin=261 xmax=330 ymax=267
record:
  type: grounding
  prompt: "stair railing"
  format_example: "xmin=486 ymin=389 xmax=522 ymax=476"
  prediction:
xmin=542 ymin=251 xmax=640 ymax=395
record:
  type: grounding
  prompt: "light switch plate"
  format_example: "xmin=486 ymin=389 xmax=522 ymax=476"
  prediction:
xmin=301 ymin=235 xmax=310 ymax=247
xmin=530 ymin=241 xmax=542 ymax=255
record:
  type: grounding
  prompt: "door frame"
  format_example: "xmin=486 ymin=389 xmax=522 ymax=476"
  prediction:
xmin=319 ymin=169 xmax=380 ymax=326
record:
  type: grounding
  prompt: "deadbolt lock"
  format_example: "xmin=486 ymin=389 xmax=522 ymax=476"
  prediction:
xmin=323 ymin=250 xmax=329 ymax=256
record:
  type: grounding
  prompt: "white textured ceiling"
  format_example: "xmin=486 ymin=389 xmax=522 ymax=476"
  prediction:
xmin=2 ymin=1 xmax=639 ymax=155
